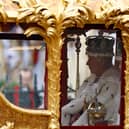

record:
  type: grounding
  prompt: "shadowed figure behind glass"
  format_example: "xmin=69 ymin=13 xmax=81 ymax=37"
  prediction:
xmin=61 ymin=29 xmax=122 ymax=126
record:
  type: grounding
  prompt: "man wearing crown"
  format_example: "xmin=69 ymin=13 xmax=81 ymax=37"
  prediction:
xmin=61 ymin=30 xmax=122 ymax=126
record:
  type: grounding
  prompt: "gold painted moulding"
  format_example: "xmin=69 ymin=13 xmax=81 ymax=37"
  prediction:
xmin=0 ymin=0 xmax=128 ymax=129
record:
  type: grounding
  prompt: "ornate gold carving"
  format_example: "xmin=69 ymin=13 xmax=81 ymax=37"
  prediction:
xmin=59 ymin=0 xmax=95 ymax=30
xmin=0 ymin=122 xmax=14 ymax=129
xmin=0 ymin=92 xmax=51 ymax=129
xmin=0 ymin=5 xmax=7 ymax=22
xmin=0 ymin=0 xmax=128 ymax=129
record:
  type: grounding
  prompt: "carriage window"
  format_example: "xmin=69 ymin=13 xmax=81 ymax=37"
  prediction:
xmin=61 ymin=29 xmax=123 ymax=126
xmin=0 ymin=37 xmax=46 ymax=109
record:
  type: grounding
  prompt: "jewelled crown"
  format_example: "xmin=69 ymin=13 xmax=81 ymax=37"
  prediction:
xmin=85 ymin=31 xmax=122 ymax=61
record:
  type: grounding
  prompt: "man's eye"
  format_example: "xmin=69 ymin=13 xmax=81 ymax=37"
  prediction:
xmin=106 ymin=87 xmax=109 ymax=91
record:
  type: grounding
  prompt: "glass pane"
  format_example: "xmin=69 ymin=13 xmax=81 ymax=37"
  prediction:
xmin=61 ymin=29 xmax=122 ymax=126
xmin=0 ymin=39 xmax=46 ymax=109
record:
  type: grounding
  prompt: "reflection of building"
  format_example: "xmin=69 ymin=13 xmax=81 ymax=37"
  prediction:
xmin=0 ymin=42 xmax=6 ymax=81
xmin=33 ymin=44 xmax=46 ymax=108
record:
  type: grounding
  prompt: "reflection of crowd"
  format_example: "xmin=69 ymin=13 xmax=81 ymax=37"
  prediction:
xmin=0 ymin=36 xmax=45 ymax=109
xmin=13 ymin=68 xmax=35 ymax=108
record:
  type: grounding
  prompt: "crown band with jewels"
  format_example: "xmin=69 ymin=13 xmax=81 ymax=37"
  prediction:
xmin=86 ymin=35 xmax=122 ymax=61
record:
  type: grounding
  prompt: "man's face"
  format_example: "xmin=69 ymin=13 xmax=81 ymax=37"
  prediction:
xmin=87 ymin=55 xmax=112 ymax=76
xmin=21 ymin=70 xmax=32 ymax=86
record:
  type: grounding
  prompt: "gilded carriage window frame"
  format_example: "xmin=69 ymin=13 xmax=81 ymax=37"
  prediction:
xmin=0 ymin=0 xmax=128 ymax=129
xmin=61 ymin=25 xmax=125 ymax=127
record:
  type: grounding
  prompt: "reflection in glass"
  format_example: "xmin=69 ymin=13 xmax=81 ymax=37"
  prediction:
xmin=61 ymin=29 xmax=122 ymax=126
xmin=0 ymin=39 xmax=46 ymax=109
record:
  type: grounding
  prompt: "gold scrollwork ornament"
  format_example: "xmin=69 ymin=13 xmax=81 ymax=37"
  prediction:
xmin=0 ymin=0 xmax=128 ymax=129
